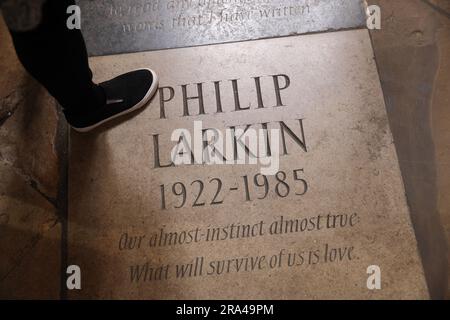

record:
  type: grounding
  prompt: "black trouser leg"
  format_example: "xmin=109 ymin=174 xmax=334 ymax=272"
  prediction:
xmin=7 ymin=0 xmax=105 ymax=112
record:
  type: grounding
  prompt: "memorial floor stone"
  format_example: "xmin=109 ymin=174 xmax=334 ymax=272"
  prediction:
xmin=68 ymin=29 xmax=429 ymax=299
xmin=78 ymin=0 xmax=366 ymax=56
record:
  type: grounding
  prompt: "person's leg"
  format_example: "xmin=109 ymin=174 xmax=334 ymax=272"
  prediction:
xmin=4 ymin=0 xmax=159 ymax=132
xmin=8 ymin=0 xmax=105 ymax=112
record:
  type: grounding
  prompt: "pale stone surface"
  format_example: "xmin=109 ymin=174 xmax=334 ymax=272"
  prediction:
xmin=0 ymin=15 xmax=62 ymax=299
xmin=68 ymin=29 xmax=428 ymax=299
xmin=368 ymin=0 xmax=450 ymax=299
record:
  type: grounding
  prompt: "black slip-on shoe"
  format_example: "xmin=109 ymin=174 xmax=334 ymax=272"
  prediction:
xmin=66 ymin=68 xmax=159 ymax=132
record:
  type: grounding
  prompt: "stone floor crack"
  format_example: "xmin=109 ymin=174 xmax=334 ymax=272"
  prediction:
xmin=0 ymin=155 xmax=58 ymax=208
xmin=0 ymin=89 xmax=25 ymax=126
xmin=0 ymin=217 xmax=60 ymax=284
xmin=420 ymin=0 xmax=450 ymax=19
xmin=53 ymin=106 xmax=69 ymax=300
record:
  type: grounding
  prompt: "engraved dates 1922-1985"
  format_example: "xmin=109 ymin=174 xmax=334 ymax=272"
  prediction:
xmin=160 ymin=168 xmax=308 ymax=210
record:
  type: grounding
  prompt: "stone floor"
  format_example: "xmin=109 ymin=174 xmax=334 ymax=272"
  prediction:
xmin=68 ymin=29 xmax=429 ymax=299
xmin=0 ymin=16 xmax=65 ymax=299
xmin=368 ymin=0 xmax=450 ymax=299
xmin=0 ymin=0 xmax=449 ymax=299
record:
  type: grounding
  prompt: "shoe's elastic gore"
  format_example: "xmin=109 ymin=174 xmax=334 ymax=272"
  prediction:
xmin=107 ymin=99 xmax=124 ymax=104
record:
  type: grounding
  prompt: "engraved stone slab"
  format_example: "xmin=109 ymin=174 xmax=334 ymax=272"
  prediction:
xmin=68 ymin=30 xmax=429 ymax=299
xmin=77 ymin=0 xmax=366 ymax=56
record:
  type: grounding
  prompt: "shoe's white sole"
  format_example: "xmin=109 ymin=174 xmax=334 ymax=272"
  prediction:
xmin=71 ymin=68 xmax=159 ymax=133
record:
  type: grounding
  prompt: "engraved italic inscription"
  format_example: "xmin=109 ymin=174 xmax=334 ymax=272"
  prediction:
xmin=77 ymin=0 xmax=366 ymax=56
